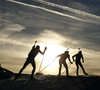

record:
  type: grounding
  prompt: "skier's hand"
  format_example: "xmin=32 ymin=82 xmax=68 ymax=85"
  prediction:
xmin=45 ymin=47 xmax=47 ymax=50
xmin=53 ymin=59 xmax=55 ymax=62
xmin=53 ymin=57 xmax=56 ymax=62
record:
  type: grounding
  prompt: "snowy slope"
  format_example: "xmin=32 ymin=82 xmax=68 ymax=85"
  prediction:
xmin=0 ymin=74 xmax=100 ymax=90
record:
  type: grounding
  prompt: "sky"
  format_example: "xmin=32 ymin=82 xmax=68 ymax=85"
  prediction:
xmin=0 ymin=0 xmax=100 ymax=76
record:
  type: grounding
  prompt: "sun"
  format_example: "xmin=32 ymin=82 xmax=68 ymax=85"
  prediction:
xmin=35 ymin=44 xmax=67 ymax=74
xmin=43 ymin=44 xmax=65 ymax=64
xmin=38 ymin=44 xmax=66 ymax=63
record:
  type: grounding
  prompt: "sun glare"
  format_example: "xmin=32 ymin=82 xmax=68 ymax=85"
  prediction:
xmin=35 ymin=44 xmax=67 ymax=74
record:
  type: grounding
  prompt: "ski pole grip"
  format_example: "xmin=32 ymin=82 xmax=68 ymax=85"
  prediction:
xmin=35 ymin=41 xmax=37 ymax=43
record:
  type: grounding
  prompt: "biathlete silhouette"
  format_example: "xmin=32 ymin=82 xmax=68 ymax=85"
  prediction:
xmin=15 ymin=41 xmax=47 ymax=80
xmin=72 ymin=49 xmax=88 ymax=76
xmin=54 ymin=50 xmax=73 ymax=77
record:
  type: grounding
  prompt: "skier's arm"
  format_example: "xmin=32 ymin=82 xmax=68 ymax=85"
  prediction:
xmin=72 ymin=55 xmax=76 ymax=62
xmin=68 ymin=55 xmax=73 ymax=64
xmin=32 ymin=41 xmax=37 ymax=49
xmin=81 ymin=55 xmax=84 ymax=63
xmin=56 ymin=54 xmax=62 ymax=58
xmin=53 ymin=54 xmax=62 ymax=61
xmin=39 ymin=47 xmax=47 ymax=55
xmin=32 ymin=45 xmax=35 ymax=49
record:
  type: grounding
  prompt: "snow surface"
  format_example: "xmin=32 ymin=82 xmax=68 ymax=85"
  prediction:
xmin=0 ymin=74 xmax=100 ymax=90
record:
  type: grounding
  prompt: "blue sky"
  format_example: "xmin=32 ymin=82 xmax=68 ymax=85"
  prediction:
xmin=0 ymin=0 xmax=100 ymax=75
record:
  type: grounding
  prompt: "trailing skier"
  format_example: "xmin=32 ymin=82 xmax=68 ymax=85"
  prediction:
xmin=72 ymin=50 xmax=88 ymax=76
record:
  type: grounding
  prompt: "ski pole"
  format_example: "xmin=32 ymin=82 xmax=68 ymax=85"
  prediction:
xmin=62 ymin=63 xmax=72 ymax=75
xmin=39 ymin=61 xmax=54 ymax=73
xmin=38 ymin=46 xmax=47 ymax=72
xmin=38 ymin=54 xmax=45 ymax=72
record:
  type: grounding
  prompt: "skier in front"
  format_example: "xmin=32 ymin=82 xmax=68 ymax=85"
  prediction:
xmin=15 ymin=41 xmax=47 ymax=80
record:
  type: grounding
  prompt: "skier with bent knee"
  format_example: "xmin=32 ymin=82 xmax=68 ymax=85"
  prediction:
xmin=15 ymin=42 xmax=47 ymax=80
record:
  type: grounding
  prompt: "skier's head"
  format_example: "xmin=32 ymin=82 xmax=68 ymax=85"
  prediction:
xmin=78 ymin=51 xmax=82 ymax=54
xmin=65 ymin=51 xmax=69 ymax=54
xmin=36 ymin=45 xmax=40 ymax=50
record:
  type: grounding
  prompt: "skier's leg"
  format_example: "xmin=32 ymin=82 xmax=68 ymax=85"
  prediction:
xmin=30 ymin=60 xmax=36 ymax=80
xmin=15 ymin=60 xmax=29 ymax=80
xmin=76 ymin=63 xmax=79 ymax=76
xmin=79 ymin=63 xmax=88 ymax=75
xmin=58 ymin=62 xmax=62 ymax=76
xmin=63 ymin=62 xmax=69 ymax=76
